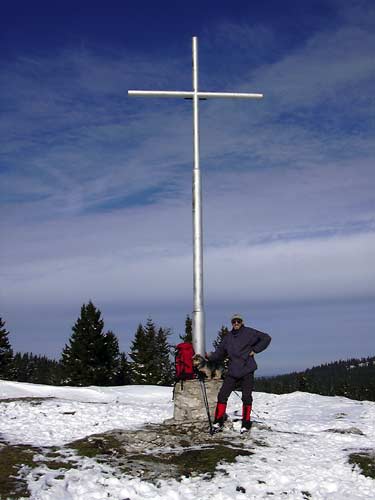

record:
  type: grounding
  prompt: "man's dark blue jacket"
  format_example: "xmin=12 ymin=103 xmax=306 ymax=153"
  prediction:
xmin=209 ymin=325 xmax=271 ymax=378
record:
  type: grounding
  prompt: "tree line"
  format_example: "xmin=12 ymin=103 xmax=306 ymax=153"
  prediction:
xmin=1 ymin=308 xmax=374 ymax=401
xmin=254 ymin=356 xmax=375 ymax=402
xmin=0 ymin=304 xmax=229 ymax=387
xmin=0 ymin=302 xmax=186 ymax=387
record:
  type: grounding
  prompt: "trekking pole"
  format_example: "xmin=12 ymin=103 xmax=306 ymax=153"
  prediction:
xmin=233 ymin=390 xmax=242 ymax=401
xmin=198 ymin=374 xmax=214 ymax=435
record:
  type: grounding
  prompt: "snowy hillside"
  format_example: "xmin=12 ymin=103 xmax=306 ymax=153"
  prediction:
xmin=0 ymin=381 xmax=374 ymax=499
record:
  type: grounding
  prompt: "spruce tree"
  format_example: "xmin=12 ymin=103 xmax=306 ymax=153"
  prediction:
xmin=115 ymin=353 xmax=133 ymax=385
xmin=61 ymin=301 xmax=121 ymax=386
xmin=213 ymin=325 xmax=229 ymax=350
xmin=138 ymin=318 xmax=159 ymax=384
xmin=11 ymin=351 xmax=63 ymax=385
xmin=212 ymin=325 xmax=229 ymax=372
xmin=129 ymin=323 xmax=149 ymax=384
xmin=12 ymin=352 xmax=29 ymax=382
xmin=102 ymin=331 xmax=122 ymax=385
xmin=0 ymin=317 xmax=13 ymax=379
xmin=155 ymin=327 xmax=174 ymax=386
xmin=179 ymin=314 xmax=193 ymax=343
xmin=129 ymin=318 xmax=173 ymax=385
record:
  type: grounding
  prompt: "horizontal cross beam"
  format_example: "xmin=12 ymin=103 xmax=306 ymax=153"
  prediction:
xmin=128 ymin=90 xmax=263 ymax=99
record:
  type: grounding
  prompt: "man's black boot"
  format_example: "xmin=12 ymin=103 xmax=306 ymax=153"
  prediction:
xmin=240 ymin=419 xmax=253 ymax=434
xmin=212 ymin=417 xmax=225 ymax=433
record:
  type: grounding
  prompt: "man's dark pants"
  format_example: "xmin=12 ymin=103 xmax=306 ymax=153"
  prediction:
xmin=217 ymin=372 xmax=255 ymax=405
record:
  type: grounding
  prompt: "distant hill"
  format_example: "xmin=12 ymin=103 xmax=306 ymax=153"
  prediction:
xmin=255 ymin=355 xmax=375 ymax=401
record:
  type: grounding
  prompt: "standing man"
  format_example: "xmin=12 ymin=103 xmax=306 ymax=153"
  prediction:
xmin=208 ymin=313 xmax=271 ymax=434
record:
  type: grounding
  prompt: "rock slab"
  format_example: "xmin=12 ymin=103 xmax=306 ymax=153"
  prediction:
xmin=169 ymin=378 xmax=222 ymax=423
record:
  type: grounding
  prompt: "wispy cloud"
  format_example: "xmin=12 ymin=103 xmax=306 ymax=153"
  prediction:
xmin=1 ymin=5 xmax=374 ymax=219
xmin=3 ymin=201 xmax=375 ymax=306
xmin=1 ymin=1 xmax=374 ymax=363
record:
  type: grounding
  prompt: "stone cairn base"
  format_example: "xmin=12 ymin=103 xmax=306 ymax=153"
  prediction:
xmin=165 ymin=378 xmax=232 ymax=430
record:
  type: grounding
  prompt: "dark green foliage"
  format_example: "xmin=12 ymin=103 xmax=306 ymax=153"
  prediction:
xmin=0 ymin=309 xmax=176 ymax=387
xmin=60 ymin=301 xmax=121 ymax=386
xmin=212 ymin=325 xmax=229 ymax=371
xmin=9 ymin=348 xmax=130 ymax=387
xmin=114 ymin=352 xmax=133 ymax=385
xmin=213 ymin=325 xmax=229 ymax=350
xmin=0 ymin=317 xmax=13 ymax=379
xmin=255 ymin=356 xmax=375 ymax=402
xmin=155 ymin=327 xmax=174 ymax=386
xmin=12 ymin=352 xmax=62 ymax=384
xmin=179 ymin=315 xmax=193 ymax=343
xmin=102 ymin=331 xmax=122 ymax=385
xmin=129 ymin=318 xmax=173 ymax=385
xmin=129 ymin=323 xmax=149 ymax=384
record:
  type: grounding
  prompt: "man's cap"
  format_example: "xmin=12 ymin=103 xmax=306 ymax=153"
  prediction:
xmin=231 ymin=313 xmax=244 ymax=323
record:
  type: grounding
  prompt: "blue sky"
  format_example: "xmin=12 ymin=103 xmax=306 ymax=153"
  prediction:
xmin=1 ymin=0 xmax=374 ymax=375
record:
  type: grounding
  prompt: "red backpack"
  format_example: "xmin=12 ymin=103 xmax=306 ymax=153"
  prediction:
xmin=175 ymin=342 xmax=196 ymax=381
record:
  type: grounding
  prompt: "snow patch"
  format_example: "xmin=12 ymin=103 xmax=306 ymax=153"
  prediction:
xmin=1 ymin=380 xmax=374 ymax=499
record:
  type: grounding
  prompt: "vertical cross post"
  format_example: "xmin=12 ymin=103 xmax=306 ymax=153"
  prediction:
xmin=128 ymin=37 xmax=263 ymax=356
xmin=192 ymin=37 xmax=205 ymax=356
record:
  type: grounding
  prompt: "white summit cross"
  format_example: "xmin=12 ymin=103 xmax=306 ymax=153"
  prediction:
xmin=128 ymin=37 xmax=263 ymax=356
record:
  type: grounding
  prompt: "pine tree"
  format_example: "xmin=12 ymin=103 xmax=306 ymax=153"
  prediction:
xmin=213 ymin=325 xmax=229 ymax=350
xmin=138 ymin=318 xmax=159 ymax=384
xmin=0 ymin=317 xmax=13 ymax=379
xmin=179 ymin=315 xmax=193 ymax=343
xmin=155 ymin=327 xmax=174 ymax=386
xmin=10 ymin=351 xmax=63 ymax=385
xmin=129 ymin=319 xmax=173 ymax=385
xmin=102 ymin=331 xmax=122 ymax=385
xmin=12 ymin=352 xmax=32 ymax=382
xmin=129 ymin=323 xmax=149 ymax=384
xmin=212 ymin=325 xmax=229 ymax=372
xmin=48 ymin=358 xmax=62 ymax=384
xmin=254 ymin=355 xmax=375 ymax=402
xmin=115 ymin=353 xmax=133 ymax=385
xmin=61 ymin=301 xmax=121 ymax=386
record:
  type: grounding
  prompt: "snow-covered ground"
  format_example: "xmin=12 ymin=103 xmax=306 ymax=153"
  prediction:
xmin=0 ymin=380 xmax=374 ymax=499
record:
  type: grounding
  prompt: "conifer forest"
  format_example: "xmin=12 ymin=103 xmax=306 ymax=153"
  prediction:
xmin=1 ymin=308 xmax=374 ymax=401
